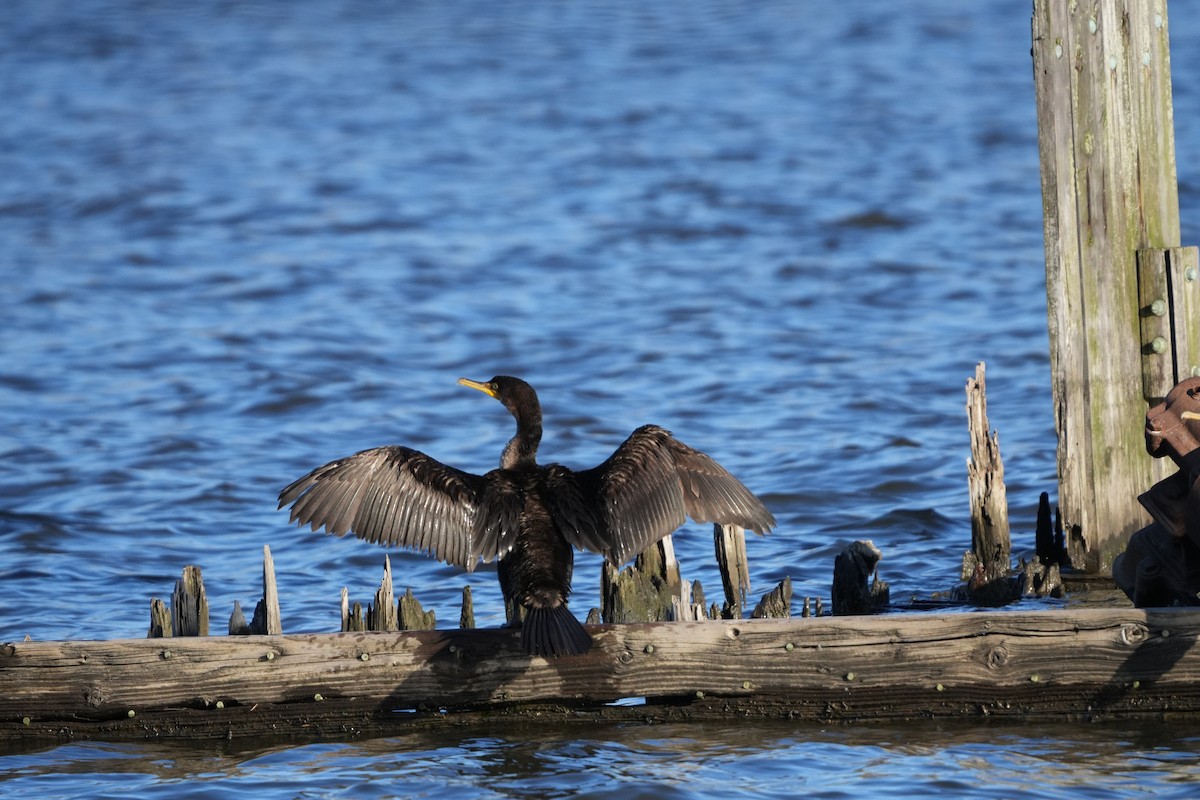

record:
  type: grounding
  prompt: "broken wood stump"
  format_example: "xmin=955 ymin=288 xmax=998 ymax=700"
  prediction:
xmin=460 ymin=586 xmax=475 ymax=629
xmin=831 ymin=540 xmax=889 ymax=615
xmin=399 ymin=587 xmax=436 ymax=631
xmin=751 ymin=576 xmax=792 ymax=618
xmin=714 ymin=523 xmax=750 ymax=619
xmin=230 ymin=544 xmax=283 ymax=635
xmin=157 ymin=565 xmax=207 ymax=637
xmin=340 ymin=587 xmax=365 ymax=632
xmin=966 ymin=361 xmax=1011 ymax=583
xmin=601 ymin=534 xmax=683 ymax=623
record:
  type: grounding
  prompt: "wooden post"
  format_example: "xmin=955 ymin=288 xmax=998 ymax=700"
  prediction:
xmin=1032 ymin=0 xmax=1188 ymax=571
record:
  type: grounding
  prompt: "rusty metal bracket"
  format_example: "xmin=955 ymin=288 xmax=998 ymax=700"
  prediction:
xmin=1137 ymin=247 xmax=1200 ymax=405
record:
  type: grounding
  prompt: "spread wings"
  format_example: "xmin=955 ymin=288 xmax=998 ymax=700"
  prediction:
xmin=545 ymin=425 xmax=776 ymax=566
xmin=278 ymin=446 xmax=520 ymax=571
xmin=279 ymin=425 xmax=776 ymax=571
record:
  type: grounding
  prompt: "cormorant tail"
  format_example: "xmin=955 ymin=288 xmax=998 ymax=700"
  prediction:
xmin=521 ymin=605 xmax=591 ymax=657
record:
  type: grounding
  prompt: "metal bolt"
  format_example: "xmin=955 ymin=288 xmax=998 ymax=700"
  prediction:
xmin=127 ymin=709 xmax=136 ymax=718
xmin=784 ymin=642 xmax=795 ymax=652
xmin=1142 ymin=51 xmax=1151 ymax=67
xmin=1163 ymin=629 xmax=1171 ymax=638
xmin=1150 ymin=337 xmax=1168 ymax=354
xmin=23 ymin=717 xmax=30 ymax=726
xmin=265 ymin=651 xmax=276 ymax=661
xmin=1108 ymin=55 xmax=1118 ymax=71
xmin=215 ymin=700 xmax=225 ymax=710
xmin=845 ymin=672 xmax=856 ymax=682
xmin=1030 ymin=674 xmax=1041 ymax=683
xmin=695 ymin=690 xmax=705 ymax=700
xmin=1150 ymin=299 xmax=1167 ymax=316
xmin=161 ymin=649 xmax=173 ymax=660
xmin=1055 ymin=42 xmax=1063 ymax=59
xmin=1088 ymin=18 xmax=1098 ymax=35
xmin=644 ymin=644 xmax=655 ymax=654
xmin=360 ymin=652 xmax=370 ymax=661
xmin=1186 ymin=266 xmax=1197 ymax=282
xmin=936 ymin=683 xmax=945 ymax=692
xmin=742 ymin=680 xmax=752 ymax=690
xmin=314 ymin=693 xmax=324 ymax=702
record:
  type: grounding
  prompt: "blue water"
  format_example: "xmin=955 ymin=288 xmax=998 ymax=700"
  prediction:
xmin=4 ymin=0 xmax=1200 ymax=796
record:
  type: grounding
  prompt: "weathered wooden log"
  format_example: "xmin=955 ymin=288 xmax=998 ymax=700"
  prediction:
xmin=966 ymin=362 xmax=1011 ymax=583
xmin=7 ymin=608 xmax=1200 ymax=742
xmin=751 ymin=577 xmax=792 ymax=619
xmin=714 ymin=524 xmax=750 ymax=619
xmin=170 ymin=565 xmax=208 ymax=637
xmin=831 ymin=541 xmax=888 ymax=615
xmin=398 ymin=588 xmax=436 ymax=631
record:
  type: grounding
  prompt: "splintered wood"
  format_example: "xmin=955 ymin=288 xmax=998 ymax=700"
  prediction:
xmin=966 ymin=362 xmax=1011 ymax=582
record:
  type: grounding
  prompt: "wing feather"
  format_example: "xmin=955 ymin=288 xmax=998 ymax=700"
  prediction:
xmin=278 ymin=446 xmax=492 ymax=569
xmin=557 ymin=425 xmax=775 ymax=566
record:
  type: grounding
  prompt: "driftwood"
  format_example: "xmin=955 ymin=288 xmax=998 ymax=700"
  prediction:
xmin=6 ymin=607 xmax=1200 ymax=743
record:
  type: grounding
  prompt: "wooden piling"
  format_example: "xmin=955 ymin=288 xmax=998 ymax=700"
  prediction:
xmin=1032 ymin=0 xmax=1187 ymax=571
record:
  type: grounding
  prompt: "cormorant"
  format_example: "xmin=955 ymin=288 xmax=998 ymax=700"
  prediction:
xmin=278 ymin=376 xmax=775 ymax=657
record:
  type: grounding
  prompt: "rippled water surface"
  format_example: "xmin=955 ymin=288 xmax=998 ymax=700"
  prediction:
xmin=5 ymin=0 xmax=1200 ymax=796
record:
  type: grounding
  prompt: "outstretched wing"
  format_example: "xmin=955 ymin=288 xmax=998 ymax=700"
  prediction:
xmin=550 ymin=425 xmax=776 ymax=566
xmin=278 ymin=446 xmax=515 ymax=570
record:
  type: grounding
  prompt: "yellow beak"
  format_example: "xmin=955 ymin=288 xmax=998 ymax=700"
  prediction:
xmin=457 ymin=377 xmax=497 ymax=398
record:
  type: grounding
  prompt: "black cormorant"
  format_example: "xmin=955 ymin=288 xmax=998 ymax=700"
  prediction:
xmin=278 ymin=376 xmax=776 ymax=657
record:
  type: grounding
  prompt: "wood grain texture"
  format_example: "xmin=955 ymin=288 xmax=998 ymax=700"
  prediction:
xmin=5 ymin=607 xmax=1200 ymax=741
xmin=1032 ymin=0 xmax=1180 ymax=571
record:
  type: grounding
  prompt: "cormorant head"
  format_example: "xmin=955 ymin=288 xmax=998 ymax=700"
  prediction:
xmin=458 ymin=375 xmax=542 ymax=428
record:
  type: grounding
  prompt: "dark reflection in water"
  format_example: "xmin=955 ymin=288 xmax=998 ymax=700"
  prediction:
xmin=4 ymin=0 xmax=1200 ymax=796
xmin=5 ymin=719 xmax=1200 ymax=799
